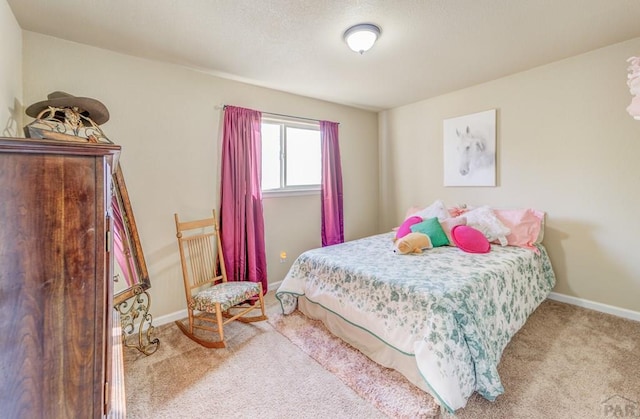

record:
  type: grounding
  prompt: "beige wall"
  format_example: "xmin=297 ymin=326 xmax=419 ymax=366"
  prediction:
xmin=22 ymin=31 xmax=379 ymax=318
xmin=15 ymin=25 xmax=640 ymax=317
xmin=380 ymin=37 xmax=640 ymax=313
xmin=0 ymin=0 xmax=22 ymax=136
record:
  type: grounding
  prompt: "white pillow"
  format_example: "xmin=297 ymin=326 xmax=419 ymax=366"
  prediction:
xmin=409 ymin=200 xmax=451 ymax=221
xmin=463 ymin=206 xmax=511 ymax=246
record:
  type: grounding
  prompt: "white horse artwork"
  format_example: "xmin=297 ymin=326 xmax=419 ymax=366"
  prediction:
xmin=443 ymin=109 xmax=496 ymax=186
xmin=455 ymin=126 xmax=495 ymax=176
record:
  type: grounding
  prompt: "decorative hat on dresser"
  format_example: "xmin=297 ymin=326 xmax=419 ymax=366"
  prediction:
xmin=24 ymin=91 xmax=112 ymax=143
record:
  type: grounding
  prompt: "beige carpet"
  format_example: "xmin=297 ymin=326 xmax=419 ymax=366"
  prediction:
xmin=268 ymin=310 xmax=439 ymax=418
xmin=123 ymin=293 xmax=387 ymax=419
xmin=124 ymin=292 xmax=640 ymax=419
xmin=456 ymin=299 xmax=640 ymax=418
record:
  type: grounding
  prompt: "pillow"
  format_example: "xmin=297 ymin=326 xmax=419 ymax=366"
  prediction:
xmin=440 ymin=216 xmax=467 ymax=246
xmin=395 ymin=216 xmax=422 ymax=240
xmin=403 ymin=206 xmax=423 ymax=221
xmin=493 ymin=208 xmax=544 ymax=250
xmin=463 ymin=206 xmax=511 ymax=246
xmin=447 ymin=206 xmax=468 ymax=217
xmin=410 ymin=217 xmax=449 ymax=247
xmin=451 ymin=225 xmax=491 ymax=253
xmin=408 ymin=200 xmax=451 ymax=221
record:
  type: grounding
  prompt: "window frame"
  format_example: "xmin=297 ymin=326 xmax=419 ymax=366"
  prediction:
xmin=261 ymin=115 xmax=321 ymax=197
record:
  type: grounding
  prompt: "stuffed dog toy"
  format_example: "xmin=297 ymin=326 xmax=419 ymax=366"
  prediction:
xmin=394 ymin=232 xmax=433 ymax=255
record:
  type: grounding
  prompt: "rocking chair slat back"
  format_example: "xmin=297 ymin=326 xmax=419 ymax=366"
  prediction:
xmin=185 ymin=233 xmax=221 ymax=287
xmin=174 ymin=212 xmax=226 ymax=295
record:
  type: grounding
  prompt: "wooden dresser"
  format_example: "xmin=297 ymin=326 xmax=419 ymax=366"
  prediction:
xmin=0 ymin=137 xmax=121 ymax=418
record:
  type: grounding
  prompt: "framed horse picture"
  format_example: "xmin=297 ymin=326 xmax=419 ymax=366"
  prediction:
xmin=443 ymin=109 xmax=496 ymax=187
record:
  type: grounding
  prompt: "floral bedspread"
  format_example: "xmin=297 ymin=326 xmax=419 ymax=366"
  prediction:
xmin=275 ymin=232 xmax=556 ymax=412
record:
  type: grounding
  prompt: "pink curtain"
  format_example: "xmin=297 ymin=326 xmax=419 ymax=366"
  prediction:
xmin=320 ymin=120 xmax=344 ymax=246
xmin=220 ymin=105 xmax=268 ymax=292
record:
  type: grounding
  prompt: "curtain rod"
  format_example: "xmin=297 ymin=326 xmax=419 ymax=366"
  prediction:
xmin=220 ymin=104 xmax=338 ymax=125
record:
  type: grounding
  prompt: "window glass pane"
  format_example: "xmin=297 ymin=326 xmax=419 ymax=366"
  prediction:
xmin=286 ymin=127 xmax=321 ymax=186
xmin=261 ymin=123 xmax=281 ymax=190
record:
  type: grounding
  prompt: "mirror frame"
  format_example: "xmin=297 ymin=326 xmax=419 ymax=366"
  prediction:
xmin=113 ymin=163 xmax=150 ymax=306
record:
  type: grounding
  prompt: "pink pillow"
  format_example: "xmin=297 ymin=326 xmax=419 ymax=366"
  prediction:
xmin=451 ymin=225 xmax=490 ymax=253
xmin=493 ymin=209 xmax=543 ymax=251
xmin=395 ymin=216 xmax=422 ymax=239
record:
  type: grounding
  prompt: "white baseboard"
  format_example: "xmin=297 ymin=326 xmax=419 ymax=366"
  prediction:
xmin=268 ymin=280 xmax=283 ymax=292
xmin=547 ymin=292 xmax=640 ymax=322
xmin=154 ymin=308 xmax=188 ymax=327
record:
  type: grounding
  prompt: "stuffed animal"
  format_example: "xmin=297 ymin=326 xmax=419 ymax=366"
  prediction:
xmin=394 ymin=232 xmax=433 ymax=255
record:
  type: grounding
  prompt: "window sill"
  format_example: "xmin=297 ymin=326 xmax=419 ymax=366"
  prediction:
xmin=262 ymin=188 xmax=320 ymax=198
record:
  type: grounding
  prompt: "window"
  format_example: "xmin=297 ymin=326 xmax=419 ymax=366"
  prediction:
xmin=261 ymin=117 xmax=321 ymax=194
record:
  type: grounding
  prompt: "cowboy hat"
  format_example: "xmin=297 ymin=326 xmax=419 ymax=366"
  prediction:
xmin=25 ymin=91 xmax=110 ymax=125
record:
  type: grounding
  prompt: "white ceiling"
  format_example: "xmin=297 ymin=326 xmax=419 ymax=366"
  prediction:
xmin=8 ymin=0 xmax=640 ymax=111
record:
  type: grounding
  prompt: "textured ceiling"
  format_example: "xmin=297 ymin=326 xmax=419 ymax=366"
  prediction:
xmin=8 ymin=0 xmax=640 ymax=111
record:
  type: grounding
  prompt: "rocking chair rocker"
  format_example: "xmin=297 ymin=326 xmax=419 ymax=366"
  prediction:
xmin=174 ymin=210 xmax=267 ymax=348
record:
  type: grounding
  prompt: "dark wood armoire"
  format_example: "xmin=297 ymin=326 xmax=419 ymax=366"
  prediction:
xmin=0 ymin=136 xmax=121 ymax=418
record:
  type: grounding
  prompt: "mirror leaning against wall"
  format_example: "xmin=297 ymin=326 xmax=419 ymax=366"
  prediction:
xmin=112 ymin=164 xmax=159 ymax=355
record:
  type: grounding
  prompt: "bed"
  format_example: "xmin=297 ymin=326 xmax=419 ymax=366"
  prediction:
xmin=275 ymin=231 xmax=555 ymax=413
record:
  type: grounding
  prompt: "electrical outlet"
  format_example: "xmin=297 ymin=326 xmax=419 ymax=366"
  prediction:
xmin=279 ymin=251 xmax=287 ymax=263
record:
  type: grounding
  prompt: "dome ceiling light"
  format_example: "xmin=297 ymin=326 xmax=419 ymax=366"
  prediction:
xmin=343 ymin=23 xmax=381 ymax=54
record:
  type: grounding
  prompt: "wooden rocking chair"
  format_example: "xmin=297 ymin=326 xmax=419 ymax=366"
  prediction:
xmin=174 ymin=210 xmax=267 ymax=348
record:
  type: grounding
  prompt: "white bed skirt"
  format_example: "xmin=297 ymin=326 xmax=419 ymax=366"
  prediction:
xmin=297 ymin=296 xmax=433 ymax=396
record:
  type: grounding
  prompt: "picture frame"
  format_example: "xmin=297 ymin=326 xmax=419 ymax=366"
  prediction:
xmin=443 ymin=109 xmax=496 ymax=187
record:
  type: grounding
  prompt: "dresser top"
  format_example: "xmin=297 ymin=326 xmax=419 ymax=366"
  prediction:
xmin=0 ymin=136 xmax=121 ymax=156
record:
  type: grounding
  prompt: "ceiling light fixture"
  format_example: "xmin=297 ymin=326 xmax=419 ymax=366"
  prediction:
xmin=344 ymin=23 xmax=381 ymax=54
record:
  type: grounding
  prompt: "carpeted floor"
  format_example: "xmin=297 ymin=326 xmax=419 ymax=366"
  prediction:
xmin=123 ymin=292 xmax=387 ymax=419
xmin=124 ymin=291 xmax=640 ymax=419
xmin=268 ymin=310 xmax=440 ymax=418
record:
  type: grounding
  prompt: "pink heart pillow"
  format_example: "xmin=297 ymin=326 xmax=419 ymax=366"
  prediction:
xmin=395 ymin=216 xmax=422 ymax=239
xmin=451 ymin=225 xmax=490 ymax=254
